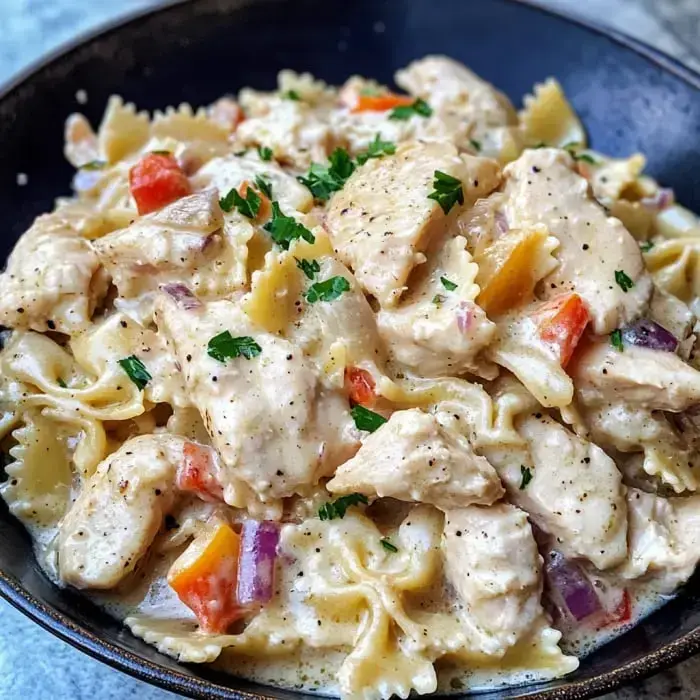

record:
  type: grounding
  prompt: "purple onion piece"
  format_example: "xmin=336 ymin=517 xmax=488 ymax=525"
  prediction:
xmin=544 ymin=550 xmax=601 ymax=622
xmin=641 ymin=188 xmax=674 ymax=211
xmin=161 ymin=283 xmax=202 ymax=310
xmin=236 ymin=520 xmax=280 ymax=607
xmin=622 ymin=319 xmax=678 ymax=353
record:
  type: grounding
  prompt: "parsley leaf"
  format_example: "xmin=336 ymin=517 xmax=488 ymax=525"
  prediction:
xmin=79 ymin=160 xmax=107 ymax=170
xmin=207 ymin=332 xmax=262 ymax=362
xmin=389 ymin=98 xmax=433 ymax=121
xmin=150 ymin=150 xmax=172 ymax=156
xmin=380 ymin=538 xmax=398 ymax=553
xmin=118 ymin=356 xmax=152 ymax=390
xmin=640 ymin=241 xmax=655 ymax=253
xmin=283 ymin=89 xmax=301 ymax=100
xmin=318 ymin=493 xmax=368 ymax=521
xmin=257 ymin=145 xmax=273 ymax=161
xmin=614 ymin=269 xmax=634 ymax=293
xmin=220 ymin=186 xmax=261 ymax=218
xmin=254 ymin=174 xmax=273 ymax=199
xmin=295 ymin=257 xmax=320 ymax=280
xmin=298 ymin=148 xmax=356 ymax=202
xmin=440 ymin=276 xmax=458 ymax=291
xmin=469 ymin=138 xmax=482 ymax=152
xmin=432 ymin=294 xmax=445 ymax=306
xmin=572 ymin=153 xmax=597 ymax=164
xmin=264 ymin=201 xmax=315 ymax=249
xmin=305 ymin=276 xmax=350 ymax=303
xmin=519 ymin=465 xmax=533 ymax=490
xmin=351 ymin=405 xmax=387 ymax=433
xmin=610 ymin=328 xmax=624 ymax=352
xmin=57 ymin=378 xmax=67 ymax=388
xmin=356 ymin=134 xmax=396 ymax=165
xmin=428 ymin=170 xmax=464 ymax=214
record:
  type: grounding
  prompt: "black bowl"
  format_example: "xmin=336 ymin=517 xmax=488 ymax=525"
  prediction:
xmin=1 ymin=1 xmax=700 ymax=698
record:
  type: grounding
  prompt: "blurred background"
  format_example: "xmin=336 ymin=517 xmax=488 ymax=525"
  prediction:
xmin=1 ymin=0 xmax=699 ymax=699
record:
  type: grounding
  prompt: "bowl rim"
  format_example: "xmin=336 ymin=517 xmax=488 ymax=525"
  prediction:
xmin=1 ymin=0 xmax=700 ymax=698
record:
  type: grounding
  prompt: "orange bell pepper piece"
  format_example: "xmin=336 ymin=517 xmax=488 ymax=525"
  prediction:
xmin=344 ymin=367 xmax=376 ymax=406
xmin=177 ymin=442 xmax=223 ymax=502
xmin=129 ymin=153 xmax=191 ymax=215
xmin=534 ymin=293 xmax=590 ymax=368
xmin=351 ymin=93 xmax=414 ymax=113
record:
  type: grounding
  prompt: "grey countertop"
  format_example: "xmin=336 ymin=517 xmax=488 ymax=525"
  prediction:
xmin=1 ymin=1 xmax=700 ymax=698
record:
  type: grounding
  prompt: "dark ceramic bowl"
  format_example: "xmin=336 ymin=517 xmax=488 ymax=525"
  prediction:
xmin=1 ymin=0 xmax=700 ymax=698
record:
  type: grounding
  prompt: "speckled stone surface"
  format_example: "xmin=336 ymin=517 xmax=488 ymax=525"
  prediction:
xmin=1 ymin=1 xmax=700 ymax=698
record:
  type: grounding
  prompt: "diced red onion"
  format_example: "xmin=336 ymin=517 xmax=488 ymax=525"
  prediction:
xmin=641 ymin=188 xmax=674 ymax=211
xmin=456 ymin=302 xmax=474 ymax=333
xmin=161 ymin=283 xmax=202 ymax=310
xmin=544 ymin=550 xmax=601 ymax=621
xmin=237 ymin=520 xmax=280 ymax=607
xmin=622 ymin=319 xmax=678 ymax=353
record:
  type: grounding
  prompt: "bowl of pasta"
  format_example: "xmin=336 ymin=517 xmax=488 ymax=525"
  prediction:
xmin=1 ymin=0 xmax=700 ymax=698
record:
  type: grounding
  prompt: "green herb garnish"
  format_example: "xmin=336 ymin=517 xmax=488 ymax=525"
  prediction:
xmin=57 ymin=378 xmax=67 ymax=389
xmin=305 ymin=276 xmax=350 ymax=303
xmin=356 ymin=134 xmax=396 ymax=165
xmin=572 ymin=153 xmax=597 ymax=164
xmin=318 ymin=493 xmax=369 ymax=521
xmin=264 ymin=201 xmax=315 ymax=249
xmin=351 ymin=405 xmax=387 ymax=433
xmin=380 ymin=538 xmax=398 ymax=553
xmin=298 ymin=148 xmax=356 ymax=202
xmin=640 ymin=241 xmax=655 ymax=253
xmin=254 ymin=174 xmax=273 ymax=199
xmin=519 ymin=465 xmax=533 ymax=490
xmin=469 ymin=139 xmax=482 ymax=152
xmin=610 ymin=328 xmax=624 ymax=352
xmin=79 ymin=160 xmax=107 ymax=170
xmin=207 ymin=332 xmax=262 ymax=362
xmin=440 ymin=276 xmax=457 ymax=291
xmin=258 ymin=145 xmax=273 ymax=161
xmin=295 ymin=257 xmax=320 ymax=280
xmin=283 ymin=90 xmax=301 ymax=101
xmin=432 ymin=294 xmax=445 ymax=307
xmin=428 ymin=170 xmax=464 ymax=214
xmin=118 ymin=356 xmax=152 ymax=390
xmin=220 ymin=186 xmax=261 ymax=218
xmin=614 ymin=269 xmax=634 ymax=293
xmin=150 ymin=150 xmax=172 ymax=156
xmin=389 ymin=98 xmax=433 ymax=121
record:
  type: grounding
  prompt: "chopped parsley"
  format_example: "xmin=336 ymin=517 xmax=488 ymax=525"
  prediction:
xmin=356 ymin=134 xmax=396 ymax=165
xmin=351 ymin=405 xmax=387 ymax=433
xmin=640 ymin=240 xmax=655 ymax=253
xmin=57 ymin=378 xmax=67 ymax=388
xmin=283 ymin=89 xmax=301 ymax=101
xmin=519 ymin=465 xmax=533 ymax=490
xmin=298 ymin=148 xmax=356 ymax=202
xmin=257 ymin=145 xmax=273 ymax=161
xmin=318 ymin=493 xmax=368 ymax=521
xmin=440 ymin=276 xmax=458 ymax=291
xmin=118 ymin=356 xmax=151 ymax=390
xmin=295 ymin=257 xmax=320 ymax=280
xmin=469 ymin=138 xmax=482 ymax=152
xmin=380 ymin=538 xmax=398 ymax=553
xmin=264 ymin=201 xmax=315 ymax=249
xmin=389 ymin=98 xmax=433 ymax=121
xmin=305 ymin=276 xmax=350 ymax=303
xmin=432 ymin=294 xmax=445 ymax=307
xmin=254 ymin=174 xmax=273 ymax=199
xmin=614 ymin=269 xmax=634 ymax=293
xmin=220 ymin=186 xmax=261 ymax=218
xmin=610 ymin=328 xmax=624 ymax=352
xmin=150 ymin=150 xmax=172 ymax=156
xmin=572 ymin=153 xmax=597 ymax=164
xmin=79 ymin=160 xmax=107 ymax=170
xmin=428 ymin=170 xmax=464 ymax=214
xmin=207 ymin=332 xmax=262 ymax=362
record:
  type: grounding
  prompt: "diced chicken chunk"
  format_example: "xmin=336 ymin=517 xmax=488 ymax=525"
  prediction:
xmin=443 ymin=504 xmax=543 ymax=653
xmin=59 ymin=434 xmax=196 ymax=589
xmin=327 ymin=409 xmax=503 ymax=508
xmin=0 ymin=212 xmax=108 ymax=334
xmin=501 ymin=149 xmax=652 ymax=333
xmin=508 ymin=414 xmax=628 ymax=569
xmin=573 ymin=341 xmax=700 ymax=412
xmin=616 ymin=488 xmax=700 ymax=593
xmin=325 ymin=141 xmax=500 ymax=306
xmin=155 ymin=295 xmax=358 ymax=505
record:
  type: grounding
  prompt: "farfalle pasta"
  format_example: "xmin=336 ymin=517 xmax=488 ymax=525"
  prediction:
xmin=1 ymin=54 xmax=700 ymax=699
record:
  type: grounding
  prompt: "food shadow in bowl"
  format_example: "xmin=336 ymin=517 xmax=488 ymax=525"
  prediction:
xmin=1 ymin=0 xmax=700 ymax=697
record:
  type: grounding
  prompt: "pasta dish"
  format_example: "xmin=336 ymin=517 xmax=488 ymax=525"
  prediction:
xmin=2 ymin=56 xmax=700 ymax=698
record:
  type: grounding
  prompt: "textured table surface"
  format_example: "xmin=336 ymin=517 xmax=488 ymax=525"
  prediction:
xmin=1 ymin=0 xmax=700 ymax=698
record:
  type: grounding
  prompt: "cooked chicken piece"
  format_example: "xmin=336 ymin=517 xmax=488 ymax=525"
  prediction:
xmin=501 ymin=414 xmax=628 ymax=569
xmin=93 ymin=190 xmax=251 ymax=302
xmin=573 ymin=341 xmax=700 ymax=412
xmin=443 ymin=504 xmax=543 ymax=653
xmin=325 ymin=141 xmax=501 ymax=306
xmin=327 ymin=409 xmax=503 ymax=508
xmin=617 ymin=488 xmax=700 ymax=593
xmin=377 ymin=236 xmax=497 ymax=378
xmin=501 ymin=149 xmax=652 ymax=333
xmin=155 ymin=294 xmax=359 ymax=505
xmin=59 ymin=434 xmax=196 ymax=589
xmin=192 ymin=151 xmax=313 ymax=214
xmin=0 ymin=211 xmax=108 ymax=334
